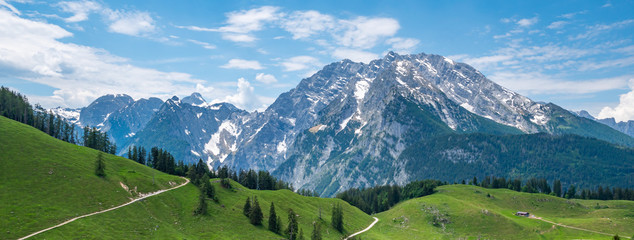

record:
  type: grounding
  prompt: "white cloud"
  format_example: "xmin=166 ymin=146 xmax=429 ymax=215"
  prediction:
xmin=516 ymin=17 xmax=538 ymax=27
xmin=220 ymin=59 xmax=264 ymax=70
xmin=547 ymin=21 xmax=568 ymax=29
xmin=332 ymin=48 xmax=379 ymax=64
xmin=176 ymin=6 xmax=279 ymax=43
xmin=280 ymin=55 xmax=321 ymax=71
xmin=335 ymin=17 xmax=400 ymax=49
xmin=214 ymin=78 xmax=271 ymax=111
xmin=188 ymin=39 xmax=216 ymax=50
xmin=104 ymin=9 xmax=156 ymax=36
xmin=254 ymin=73 xmax=277 ymax=84
xmin=385 ymin=37 xmax=419 ymax=54
xmin=598 ymin=79 xmax=634 ymax=122
xmin=0 ymin=8 xmax=209 ymax=108
xmin=221 ymin=33 xmax=256 ymax=42
xmin=57 ymin=0 xmax=101 ymax=22
xmin=281 ymin=10 xmax=334 ymax=39
xmin=602 ymin=2 xmax=612 ymax=8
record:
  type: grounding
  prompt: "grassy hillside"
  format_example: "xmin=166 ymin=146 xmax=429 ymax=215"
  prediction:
xmin=0 ymin=116 xmax=185 ymax=239
xmin=34 ymin=178 xmax=375 ymax=239
xmin=364 ymin=184 xmax=634 ymax=239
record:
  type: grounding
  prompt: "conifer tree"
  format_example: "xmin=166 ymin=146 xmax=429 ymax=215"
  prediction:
xmin=298 ymin=228 xmax=304 ymax=240
xmin=553 ymin=179 xmax=562 ymax=197
xmin=193 ymin=189 xmax=207 ymax=215
xmin=286 ymin=208 xmax=299 ymax=240
xmin=268 ymin=202 xmax=280 ymax=233
xmin=201 ymin=175 xmax=216 ymax=201
xmin=250 ymin=196 xmax=263 ymax=225
xmin=243 ymin=196 xmax=251 ymax=216
xmin=311 ymin=222 xmax=322 ymax=240
xmin=95 ymin=152 xmax=106 ymax=177
xmin=331 ymin=203 xmax=343 ymax=232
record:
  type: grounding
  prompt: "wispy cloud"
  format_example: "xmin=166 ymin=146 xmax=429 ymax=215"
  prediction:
xmin=187 ymin=39 xmax=216 ymax=50
xmin=516 ymin=16 xmax=538 ymax=27
xmin=254 ymin=73 xmax=277 ymax=84
xmin=280 ymin=56 xmax=321 ymax=71
xmin=104 ymin=9 xmax=155 ymax=36
xmin=56 ymin=0 xmax=156 ymax=37
xmin=220 ymin=59 xmax=264 ymax=70
xmin=571 ymin=19 xmax=634 ymax=40
xmin=547 ymin=20 xmax=568 ymax=29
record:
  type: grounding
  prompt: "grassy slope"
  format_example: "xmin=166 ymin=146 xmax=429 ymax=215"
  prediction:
xmin=0 ymin=116 xmax=185 ymax=239
xmin=365 ymin=184 xmax=634 ymax=239
xmin=36 ymin=178 xmax=375 ymax=239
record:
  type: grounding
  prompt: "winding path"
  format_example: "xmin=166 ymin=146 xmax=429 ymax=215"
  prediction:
xmin=19 ymin=177 xmax=190 ymax=240
xmin=529 ymin=215 xmax=630 ymax=239
xmin=344 ymin=217 xmax=379 ymax=240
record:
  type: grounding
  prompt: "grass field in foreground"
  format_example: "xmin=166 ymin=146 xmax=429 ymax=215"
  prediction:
xmin=0 ymin=116 xmax=185 ymax=239
xmin=35 ymin=178 xmax=375 ymax=239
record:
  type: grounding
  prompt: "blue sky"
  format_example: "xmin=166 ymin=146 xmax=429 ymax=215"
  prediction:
xmin=1 ymin=0 xmax=634 ymax=121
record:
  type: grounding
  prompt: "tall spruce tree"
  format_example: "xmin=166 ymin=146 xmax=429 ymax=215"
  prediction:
xmin=95 ymin=152 xmax=106 ymax=177
xmin=311 ymin=222 xmax=322 ymax=240
xmin=286 ymin=208 xmax=299 ymax=240
xmin=331 ymin=203 xmax=343 ymax=232
xmin=268 ymin=202 xmax=280 ymax=233
xmin=553 ymin=179 xmax=562 ymax=197
xmin=243 ymin=196 xmax=251 ymax=216
xmin=250 ymin=196 xmax=263 ymax=225
xmin=193 ymin=189 xmax=207 ymax=215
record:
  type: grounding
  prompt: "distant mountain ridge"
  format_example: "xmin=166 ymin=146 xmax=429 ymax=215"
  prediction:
xmin=51 ymin=52 xmax=634 ymax=196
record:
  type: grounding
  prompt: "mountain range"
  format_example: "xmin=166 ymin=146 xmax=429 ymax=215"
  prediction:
xmin=50 ymin=52 xmax=634 ymax=196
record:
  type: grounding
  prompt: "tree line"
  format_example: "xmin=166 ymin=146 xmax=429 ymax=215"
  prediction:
xmin=468 ymin=176 xmax=634 ymax=201
xmin=337 ymin=179 xmax=444 ymax=214
xmin=339 ymin=176 xmax=634 ymax=215
xmin=1 ymin=86 xmax=119 ymax=153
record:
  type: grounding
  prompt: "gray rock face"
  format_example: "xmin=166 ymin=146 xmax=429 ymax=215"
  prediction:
xmin=79 ymin=94 xmax=134 ymax=127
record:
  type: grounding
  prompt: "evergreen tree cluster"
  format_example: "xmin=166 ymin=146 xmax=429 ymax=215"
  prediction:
xmin=243 ymin=196 xmax=264 ymax=225
xmin=1 ymin=87 xmax=78 ymax=144
xmin=297 ymin=188 xmax=319 ymax=197
xmin=337 ymin=179 xmax=443 ymax=214
xmin=212 ymin=165 xmax=293 ymax=191
xmin=82 ymin=126 xmax=116 ymax=154
xmin=331 ymin=204 xmax=344 ymax=232
xmin=471 ymin=176 xmax=634 ymax=201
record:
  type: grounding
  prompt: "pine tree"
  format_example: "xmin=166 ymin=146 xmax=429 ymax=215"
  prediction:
xmin=201 ymin=175 xmax=216 ymax=201
xmin=286 ymin=208 xmax=299 ymax=240
xmin=553 ymin=179 xmax=562 ymax=197
xmin=95 ymin=152 xmax=106 ymax=177
xmin=268 ymin=202 xmax=280 ymax=233
xmin=331 ymin=203 xmax=343 ymax=232
xmin=298 ymin=228 xmax=305 ymax=240
xmin=311 ymin=222 xmax=322 ymax=240
xmin=566 ymin=185 xmax=577 ymax=199
xmin=250 ymin=196 xmax=263 ymax=225
xmin=193 ymin=189 xmax=207 ymax=215
xmin=243 ymin=197 xmax=251 ymax=216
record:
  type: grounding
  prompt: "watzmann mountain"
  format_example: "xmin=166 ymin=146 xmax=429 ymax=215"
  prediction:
xmin=60 ymin=52 xmax=634 ymax=196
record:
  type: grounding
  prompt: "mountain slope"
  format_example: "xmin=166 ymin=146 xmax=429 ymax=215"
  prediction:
xmin=402 ymin=133 xmax=634 ymax=189
xmin=0 ymin=116 xmax=184 ymax=239
xmin=364 ymin=184 xmax=634 ymax=239
xmin=34 ymin=178 xmax=375 ymax=239
xmin=125 ymin=97 xmax=247 ymax=164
